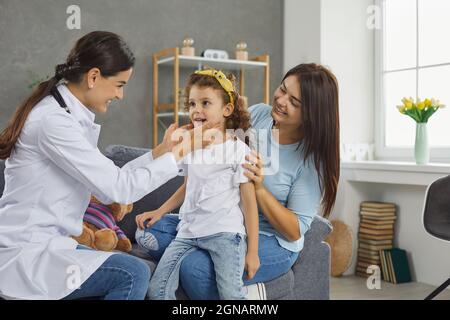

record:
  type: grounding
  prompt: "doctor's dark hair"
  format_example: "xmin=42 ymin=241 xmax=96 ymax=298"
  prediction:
xmin=0 ymin=31 xmax=135 ymax=159
xmin=284 ymin=63 xmax=340 ymax=219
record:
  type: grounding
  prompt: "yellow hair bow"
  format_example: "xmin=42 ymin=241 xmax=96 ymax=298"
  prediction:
xmin=194 ymin=69 xmax=235 ymax=104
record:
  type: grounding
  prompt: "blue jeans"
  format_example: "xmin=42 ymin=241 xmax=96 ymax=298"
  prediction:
xmin=148 ymin=232 xmax=247 ymax=300
xmin=63 ymin=245 xmax=151 ymax=300
xmin=136 ymin=214 xmax=299 ymax=300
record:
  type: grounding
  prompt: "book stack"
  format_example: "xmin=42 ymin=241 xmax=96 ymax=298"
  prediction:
xmin=380 ymin=248 xmax=412 ymax=284
xmin=355 ymin=201 xmax=396 ymax=278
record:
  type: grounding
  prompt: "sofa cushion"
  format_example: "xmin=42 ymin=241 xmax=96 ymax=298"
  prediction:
xmin=104 ymin=144 xmax=150 ymax=168
xmin=291 ymin=216 xmax=332 ymax=300
xmin=306 ymin=215 xmax=333 ymax=243
xmin=264 ymin=270 xmax=295 ymax=300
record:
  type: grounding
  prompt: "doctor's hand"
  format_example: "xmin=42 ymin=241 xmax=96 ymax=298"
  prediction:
xmin=152 ymin=123 xmax=181 ymax=159
xmin=171 ymin=121 xmax=221 ymax=161
xmin=135 ymin=210 xmax=164 ymax=230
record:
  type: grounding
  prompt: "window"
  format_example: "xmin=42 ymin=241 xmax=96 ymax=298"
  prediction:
xmin=376 ymin=0 xmax=450 ymax=160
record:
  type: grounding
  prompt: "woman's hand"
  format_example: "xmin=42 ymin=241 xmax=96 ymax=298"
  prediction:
xmin=135 ymin=210 xmax=164 ymax=230
xmin=171 ymin=122 xmax=221 ymax=161
xmin=242 ymin=151 xmax=264 ymax=191
xmin=152 ymin=123 xmax=181 ymax=159
xmin=245 ymin=251 xmax=261 ymax=280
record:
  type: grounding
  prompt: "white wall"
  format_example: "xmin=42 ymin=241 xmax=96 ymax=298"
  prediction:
xmin=321 ymin=0 xmax=374 ymax=145
xmin=283 ymin=0 xmax=321 ymax=73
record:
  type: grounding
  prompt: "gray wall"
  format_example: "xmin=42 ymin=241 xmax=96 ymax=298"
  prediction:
xmin=0 ymin=0 xmax=283 ymax=150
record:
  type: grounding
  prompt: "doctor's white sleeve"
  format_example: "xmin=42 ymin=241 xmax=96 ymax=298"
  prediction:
xmin=92 ymin=151 xmax=154 ymax=204
xmin=37 ymin=112 xmax=179 ymax=204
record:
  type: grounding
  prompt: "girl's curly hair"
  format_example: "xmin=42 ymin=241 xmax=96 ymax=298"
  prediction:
xmin=184 ymin=71 xmax=251 ymax=132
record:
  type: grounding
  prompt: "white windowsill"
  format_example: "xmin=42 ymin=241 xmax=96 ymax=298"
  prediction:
xmin=340 ymin=160 xmax=450 ymax=186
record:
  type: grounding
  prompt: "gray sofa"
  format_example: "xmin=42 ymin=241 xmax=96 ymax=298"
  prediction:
xmin=0 ymin=144 xmax=332 ymax=300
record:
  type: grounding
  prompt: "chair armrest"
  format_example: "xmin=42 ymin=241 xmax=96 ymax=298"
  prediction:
xmin=291 ymin=215 xmax=332 ymax=300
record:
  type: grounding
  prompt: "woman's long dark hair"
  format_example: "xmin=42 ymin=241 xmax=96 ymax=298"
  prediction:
xmin=0 ymin=31 xmax=135 ymax=160
xmin=284 ymin=64 xmax=340 ymax=219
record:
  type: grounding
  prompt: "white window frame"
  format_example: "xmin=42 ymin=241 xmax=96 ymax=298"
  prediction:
xmin=375 ymin=0 xmax=450 ymax=162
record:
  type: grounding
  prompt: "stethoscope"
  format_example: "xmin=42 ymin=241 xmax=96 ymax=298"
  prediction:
xmin=50 ymin=86 xmax=71 ymax=114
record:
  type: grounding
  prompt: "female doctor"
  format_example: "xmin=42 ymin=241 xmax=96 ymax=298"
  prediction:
xmin=0 ymin=31 xmax=212 ymax=300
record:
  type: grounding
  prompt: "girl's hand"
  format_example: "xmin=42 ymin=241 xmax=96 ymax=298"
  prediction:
xmin=135 ymin=210 xmax=164 ymax=230
xmin=245 ymin=252 xmax=261 ymax=280
xmin=242 ymin=150 xmax=264 ymax=191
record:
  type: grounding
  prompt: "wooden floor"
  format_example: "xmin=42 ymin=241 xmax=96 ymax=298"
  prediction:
xmin=331 ymin=275 xmax=450 ymax=300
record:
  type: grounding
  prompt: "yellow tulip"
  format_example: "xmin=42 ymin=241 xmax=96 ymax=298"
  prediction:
xmin=404 ymin=101 xmax=413 ymax=110
xmin=397 ymin=97 xmax=444 ymax=115
xmin=417 ymin=101 xmax=425 ymax=110
xmin=397 ymin=105 xmax=406 ymax=113
xmin=402 ymin=97 xmax=412 ymax=105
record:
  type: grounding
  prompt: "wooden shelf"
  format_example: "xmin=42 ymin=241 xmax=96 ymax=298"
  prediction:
xmin=158 ymin=103 xmax=176 ymax=111
xmin=157 ymin=111 xmax=189 ymax=118
xmin=157 ymin=55 xmax=268 ymax=71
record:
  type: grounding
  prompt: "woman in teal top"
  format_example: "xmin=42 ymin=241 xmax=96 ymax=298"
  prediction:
xmin=136 ymin=63 xmax=340 ymax=299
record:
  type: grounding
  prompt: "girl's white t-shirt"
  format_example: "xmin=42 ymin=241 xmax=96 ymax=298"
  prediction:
xmin=177 ymin=138 xmax=251 ymax=239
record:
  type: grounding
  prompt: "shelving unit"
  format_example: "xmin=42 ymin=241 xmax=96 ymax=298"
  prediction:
xmin=152 ymin=47 xmax=270 ymax=147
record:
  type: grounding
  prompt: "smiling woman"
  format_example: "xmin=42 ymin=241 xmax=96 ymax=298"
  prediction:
xmin=0 ymin=31 xmax=136 ymax=159
xmin=66 ymin=68 xmax=133 ymax=113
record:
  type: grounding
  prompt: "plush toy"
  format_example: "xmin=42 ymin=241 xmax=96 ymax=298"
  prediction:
xmin=73 ymin=196 xmax=133 ymax=252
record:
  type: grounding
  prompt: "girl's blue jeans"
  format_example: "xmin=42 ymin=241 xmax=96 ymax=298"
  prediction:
xmin=148 ymin=232 xmax=247 ymax=300
xmin=136 ymin=214 xmax=299 ymax=300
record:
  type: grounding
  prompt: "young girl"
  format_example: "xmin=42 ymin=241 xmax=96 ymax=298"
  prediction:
xmin=135 ymin=69 xmax=259 ymax=300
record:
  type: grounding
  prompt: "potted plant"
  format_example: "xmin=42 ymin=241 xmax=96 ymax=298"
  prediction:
xmin=397 ymin=97 xmax=446 ymax=165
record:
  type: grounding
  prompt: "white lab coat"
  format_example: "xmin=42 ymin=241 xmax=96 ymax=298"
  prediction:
xmin=0 ymin=84 xmax=179 ymax=300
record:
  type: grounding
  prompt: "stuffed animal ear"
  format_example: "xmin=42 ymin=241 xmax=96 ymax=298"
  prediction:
xmin=109 ymin=203 xmax=133 ymax=222
xmin=90 ymin=195 xmax=100 ymax=204
xmin=126 ymin=203 xmax=133 ymax=213
xmin=108 ymin=203 xmax=122 ymax=215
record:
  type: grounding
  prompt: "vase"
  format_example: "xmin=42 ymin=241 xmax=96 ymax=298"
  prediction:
xmin=414 ymin=122 xmax=429 ymax=165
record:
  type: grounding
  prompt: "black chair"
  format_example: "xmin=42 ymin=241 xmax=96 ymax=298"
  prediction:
xmin=423 ymin=175 xmax=450 ymax=300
